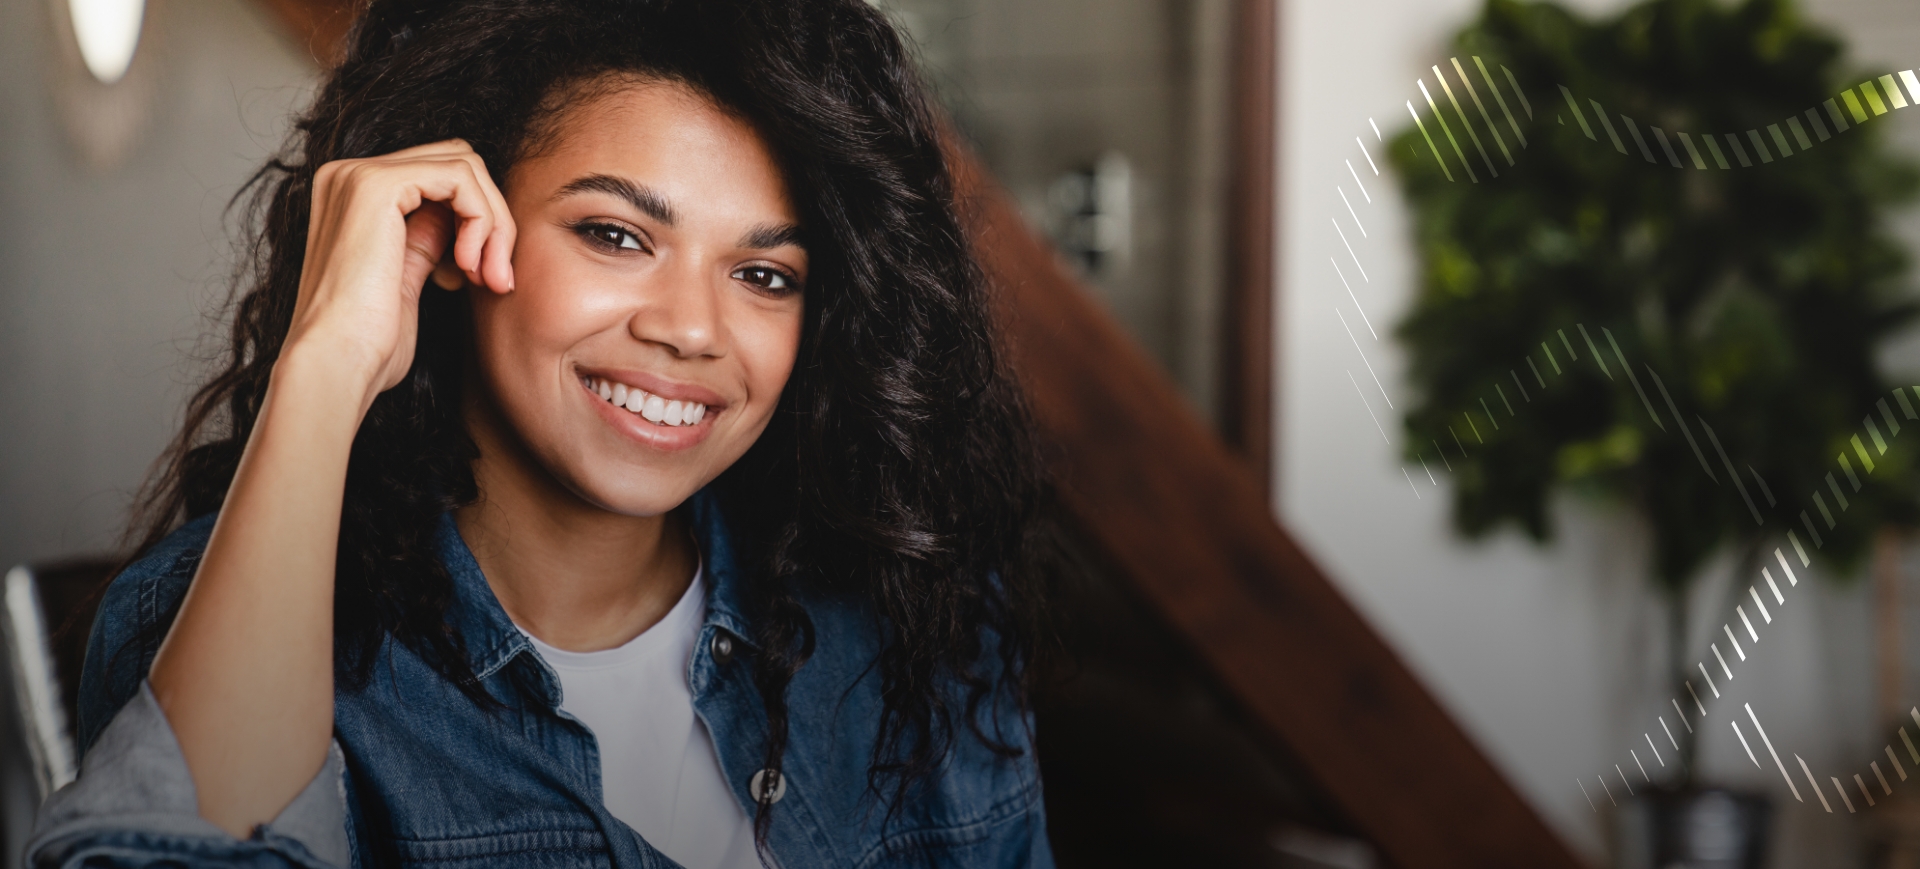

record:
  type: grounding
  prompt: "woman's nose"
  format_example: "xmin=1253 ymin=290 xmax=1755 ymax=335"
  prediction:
xmin=628 ymin=260 xmax=724 ymax=358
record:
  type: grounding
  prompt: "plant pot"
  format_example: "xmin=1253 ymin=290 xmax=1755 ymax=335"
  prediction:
xmin=1616 ymin=787 xmax=1771 ymax=869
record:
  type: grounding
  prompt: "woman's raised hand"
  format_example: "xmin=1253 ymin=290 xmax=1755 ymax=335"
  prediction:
xmin=287 ymin=139 xmax=516 ymax=405
xmin=147 ymin=140 xmax=515 ymax=838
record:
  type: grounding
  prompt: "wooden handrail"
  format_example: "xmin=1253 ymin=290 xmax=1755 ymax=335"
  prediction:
xmin=953 ymin=152 xmax=1587 ymax=869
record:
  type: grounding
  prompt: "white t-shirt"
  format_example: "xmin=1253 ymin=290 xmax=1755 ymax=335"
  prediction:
xmin=520 ymin=567 xmax=761 ymax=869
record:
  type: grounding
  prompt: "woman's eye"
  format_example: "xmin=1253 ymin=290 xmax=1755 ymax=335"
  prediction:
xmin=734 ymin=266 xmax=799 ymax=294
xmin=578 ymin=223 xmax=645 ymax=252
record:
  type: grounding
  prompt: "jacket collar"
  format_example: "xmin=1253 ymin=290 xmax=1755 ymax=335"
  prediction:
xmin=433 ymin=485 xmax=757 ymax=683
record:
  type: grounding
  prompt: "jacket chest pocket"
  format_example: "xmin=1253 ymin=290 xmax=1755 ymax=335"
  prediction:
xmin=387 ymin=830 xmax=612 ymax=869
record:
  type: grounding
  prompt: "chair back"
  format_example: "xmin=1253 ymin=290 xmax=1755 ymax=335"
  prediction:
xmin=1 ymin=559 xmax=116 ymax=803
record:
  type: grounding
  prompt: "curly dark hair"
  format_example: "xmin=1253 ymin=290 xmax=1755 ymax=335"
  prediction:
xmin=121 ymin=0 xmax=1051 ymax=850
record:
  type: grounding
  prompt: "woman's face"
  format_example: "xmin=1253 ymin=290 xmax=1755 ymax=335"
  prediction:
xmin=470 ymin=79 xmax=805 ymax=516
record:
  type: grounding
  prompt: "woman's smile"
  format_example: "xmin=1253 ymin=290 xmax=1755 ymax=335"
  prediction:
xmin=575 ymin=366 xmax=726 ymax=452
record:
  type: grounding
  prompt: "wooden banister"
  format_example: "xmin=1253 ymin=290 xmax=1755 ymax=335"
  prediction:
xmin=953 ymin=152 xmax=1587 ymax=868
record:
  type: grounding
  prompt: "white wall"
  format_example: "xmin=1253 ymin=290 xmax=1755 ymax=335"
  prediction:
xmin=0 ymin=0 xmax=315 ymax=570
xmin=1278 ymin=0 xmax=1920 ymax=864
xmin=0 ymin=0 xmax=313 ymax=857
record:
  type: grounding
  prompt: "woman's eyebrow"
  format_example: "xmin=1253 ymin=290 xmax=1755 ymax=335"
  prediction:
xmin=552 ymin=174 xmax=677 ymax=226
xmin=740 ymin=222 xmax=804 ymax=251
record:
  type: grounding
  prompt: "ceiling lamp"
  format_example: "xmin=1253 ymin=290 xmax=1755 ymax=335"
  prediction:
xmin=48 ymin=0 xmax=158 ymax=169
xmin=66 ymin=0 xmax=146 ymax=84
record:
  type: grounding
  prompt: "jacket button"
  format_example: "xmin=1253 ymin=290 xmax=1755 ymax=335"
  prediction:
xmin=749 ymin=768 xmax=787 ymax=804
xmin=711 ymin=631 xmax=735 ymax=664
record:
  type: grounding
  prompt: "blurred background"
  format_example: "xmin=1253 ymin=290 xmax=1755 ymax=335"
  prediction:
xmin=3 ymin=0 xmax=1919 ymax=866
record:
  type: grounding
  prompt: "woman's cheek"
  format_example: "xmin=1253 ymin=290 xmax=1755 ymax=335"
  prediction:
xmin=747 ymin=301 xmax=804 ymax=387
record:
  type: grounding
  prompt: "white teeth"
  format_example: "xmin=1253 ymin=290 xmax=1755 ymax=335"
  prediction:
xmin=587 ymin=376 xmax=708 ymax=426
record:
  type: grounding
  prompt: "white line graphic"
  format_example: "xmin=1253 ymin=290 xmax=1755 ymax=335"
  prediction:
xmin=1452 ymin=57 xmax=1512 ymax=165
xmin=1332 ymin=218 xmax=1368 ymax=282
xmin=1357 ymin=138 xmax=1379 ymax=176
xmin=1418 ymin=79 xmax=1477 ymax=183
xmin=1700 ymin=663 xmax=1721 ymax=697
xmin=1500 ymin=65 xmax=1531 ymax=119
xmin=1346 ymin=160 xmax=1371 ymax=202
xmin=1732 ymin=720 xmax=1760 ymax=767
xmin=1338 ymin=309 xmax=1390 ymax=408
xmin=1471 ymin=56 xmax=1527 ymax=148
xmin=1747 ymin=704 xmax=1801 ymax=801
xmin=1338 ymin=187 xmax=1367 ymax=237
xmin=1329 ymin=259 xmax=1374 ymax=340
xmin=1347 ymin=370 xmax=1389 ymax=444
xmin=1436 ymin=64 xmax=1498 ymax=176
xmin=1406 ymin=101 xmax=1454 ymax=183
xmin=1799 ymin=755 xmax=1831 ymax=811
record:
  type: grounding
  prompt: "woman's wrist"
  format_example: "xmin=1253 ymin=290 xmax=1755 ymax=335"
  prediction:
xmin=273 ymin=337 xmax=390 ymax=422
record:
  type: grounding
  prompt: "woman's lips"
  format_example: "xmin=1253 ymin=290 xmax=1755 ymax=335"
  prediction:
xmin=578 ymin=373 xmax=719 ymax=451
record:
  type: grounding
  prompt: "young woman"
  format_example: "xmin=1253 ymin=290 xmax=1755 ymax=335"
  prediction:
xmin=26 ymin=1 xmax=1053 ymax=867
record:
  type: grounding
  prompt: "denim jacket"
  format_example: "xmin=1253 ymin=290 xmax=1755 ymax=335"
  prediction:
xmin=27 ymin=489 xmax=1053 ymax=869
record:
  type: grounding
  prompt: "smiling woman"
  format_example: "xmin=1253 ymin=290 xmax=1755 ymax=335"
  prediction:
xmin=23 ymin=2 xmax=1053 ymax=868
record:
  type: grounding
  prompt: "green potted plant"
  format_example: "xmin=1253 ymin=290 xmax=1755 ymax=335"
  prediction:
xmin=1390 ymin=0 xmax=1919 ymax=863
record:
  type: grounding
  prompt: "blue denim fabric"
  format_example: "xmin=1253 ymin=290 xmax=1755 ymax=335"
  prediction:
xmin=48 ymin=488 xmax=1053 ymax=869
xmin=29 ymin=683 xmax=349 ymax=869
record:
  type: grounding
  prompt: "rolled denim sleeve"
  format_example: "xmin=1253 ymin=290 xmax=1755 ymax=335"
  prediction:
xmin=25 ymin=681 xmax=350 ymax=869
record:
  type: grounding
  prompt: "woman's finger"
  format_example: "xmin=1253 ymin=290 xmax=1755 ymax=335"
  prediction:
xmin=441 ymin=158 xmax=501 ymax=289
xmin=399 ymin=202 xmax=458 ymax=295
xmin=392 ymin=158 xmax=497 ymax=286
xmin=370 ymin=138 xmax=479 ymax=162
xmin=456 ymin=152 xmax=517 ymax=294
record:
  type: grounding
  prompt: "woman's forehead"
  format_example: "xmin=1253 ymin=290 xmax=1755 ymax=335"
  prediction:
xmin=514 ymin=79 xmax=795 ymax=224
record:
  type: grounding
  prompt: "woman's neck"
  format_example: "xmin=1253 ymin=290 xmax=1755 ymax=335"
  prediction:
xmin=456 ymin=397 xmax=698 ymax=654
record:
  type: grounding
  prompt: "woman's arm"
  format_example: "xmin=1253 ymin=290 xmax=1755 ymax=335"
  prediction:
xmin=145 ymin=139 xmax=515 ymax=837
